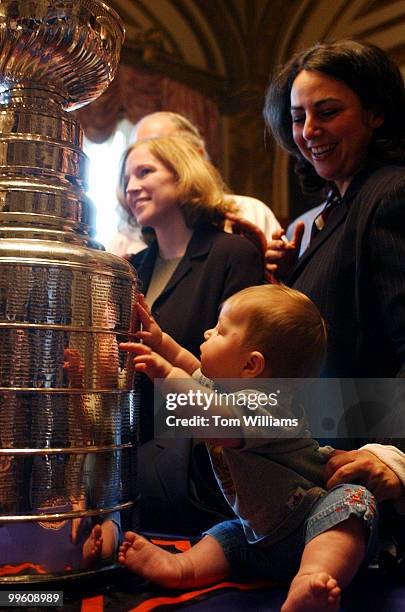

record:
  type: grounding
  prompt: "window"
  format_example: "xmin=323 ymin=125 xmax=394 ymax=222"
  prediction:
xmin=83 ymin=119 xmax=134 ymax=248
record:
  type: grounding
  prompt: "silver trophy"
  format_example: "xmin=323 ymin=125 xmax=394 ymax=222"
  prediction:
xmin=0 ymin=0 xmax=139 ymax=582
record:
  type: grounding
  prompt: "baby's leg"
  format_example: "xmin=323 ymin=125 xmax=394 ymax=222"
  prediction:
xmin=118 ymin=532 xmax=230 ymax=589
xmin=282 ymin=515 xmax=366 ymax=611
xmin=282 ymin=482 xmax=379 ymax=612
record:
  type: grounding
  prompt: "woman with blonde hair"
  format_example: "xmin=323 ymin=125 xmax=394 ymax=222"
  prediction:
xmin=118 ymin=134 xmax=234 ymax=237
xmin=108 ymin=111 xmax=280 ymax=257
xmin=118 ymin=135 xmax=264 ymax=534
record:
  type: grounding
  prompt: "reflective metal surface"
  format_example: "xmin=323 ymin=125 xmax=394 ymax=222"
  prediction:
xmin=0 ymin=0 xmax=125 ymax=111
xmin=0 ymin=1 xmax=139 ymax=582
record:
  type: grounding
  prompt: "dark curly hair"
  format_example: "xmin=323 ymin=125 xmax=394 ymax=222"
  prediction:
xmin=263 ymin=39 xmax=405 ymax=193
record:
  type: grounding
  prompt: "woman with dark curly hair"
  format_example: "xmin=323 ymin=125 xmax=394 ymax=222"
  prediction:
xmin=264 ymin=38 xmax=405 ymax=567
xmin=265 ymin=39 xmax=405 ymax=376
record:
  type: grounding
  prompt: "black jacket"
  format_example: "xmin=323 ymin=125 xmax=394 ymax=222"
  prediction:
xmin=289 ymin=165 xmax=405 ymax=378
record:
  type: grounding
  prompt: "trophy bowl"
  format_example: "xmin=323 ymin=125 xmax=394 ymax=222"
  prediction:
xmin=0 ymin=0 xmax=125 ymax=110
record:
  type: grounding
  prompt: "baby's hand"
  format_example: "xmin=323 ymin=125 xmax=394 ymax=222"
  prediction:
xmin=119 ymin=342 xmax=172 ymax=380
xmin=133 ymin=294 xmax=163 ymax=349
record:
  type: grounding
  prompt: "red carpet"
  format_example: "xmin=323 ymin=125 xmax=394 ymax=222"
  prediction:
xmin=3 ymin=536 xmax=403 ymax=611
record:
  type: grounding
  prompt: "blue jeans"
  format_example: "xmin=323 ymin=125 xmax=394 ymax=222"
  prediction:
xmin=204 ymin=484 xmax=378 ymax=582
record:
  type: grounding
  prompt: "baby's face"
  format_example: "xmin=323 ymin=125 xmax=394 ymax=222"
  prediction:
xmin=200 ymin=301 xmax=250 ymax=378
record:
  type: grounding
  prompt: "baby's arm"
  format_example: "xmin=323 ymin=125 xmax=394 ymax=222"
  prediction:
xmin=122 ymin=342 xmax=188 ymax=381
xmin=124 ymin=339 xmax=241 ymax=447
xmin=120 ymin=295 xmax=200 ymax=375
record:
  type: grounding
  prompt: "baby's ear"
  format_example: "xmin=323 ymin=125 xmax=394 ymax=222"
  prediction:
xmin=241 ymin=351 xmax=266 ymax=378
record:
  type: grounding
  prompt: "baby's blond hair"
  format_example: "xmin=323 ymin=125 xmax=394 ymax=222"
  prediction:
xmin=227 ymin=285 xmax=327 ymax=377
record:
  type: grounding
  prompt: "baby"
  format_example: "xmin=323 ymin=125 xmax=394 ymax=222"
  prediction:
xmin=119 ymin=286 xmax=377 ymax=612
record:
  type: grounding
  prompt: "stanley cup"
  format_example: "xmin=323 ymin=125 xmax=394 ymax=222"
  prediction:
xmin=0 ymin=0 xmax=139 ymax=581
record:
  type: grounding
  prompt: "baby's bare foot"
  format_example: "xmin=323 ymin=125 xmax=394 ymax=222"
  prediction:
xmin=82 ymin=525 xmax=103 ymax=567
xmin=118 ymin=531 xmax=191 ymax=588
xmin=281 ymin=572 xmax=341 ymax=612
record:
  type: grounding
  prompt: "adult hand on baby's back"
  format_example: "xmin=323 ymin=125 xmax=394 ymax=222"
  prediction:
xmin=325 ymin=449 xmax=403 ymax=502
xmin=119 ymin=342 xmax=172 ymax=380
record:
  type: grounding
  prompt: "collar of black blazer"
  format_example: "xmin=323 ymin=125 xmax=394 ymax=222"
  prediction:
xmin=130 ymin=225 xmax=219 ymax=298
xmin=287 ymin=167 xmax=374 ymax=283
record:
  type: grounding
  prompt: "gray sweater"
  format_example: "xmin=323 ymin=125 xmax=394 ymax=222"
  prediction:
xmin=193 ymin=370 xmax=327 ymax=546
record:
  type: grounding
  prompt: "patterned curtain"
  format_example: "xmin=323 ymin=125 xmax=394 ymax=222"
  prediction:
xmin=74 ymin=64 xmax=221 ymax=164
